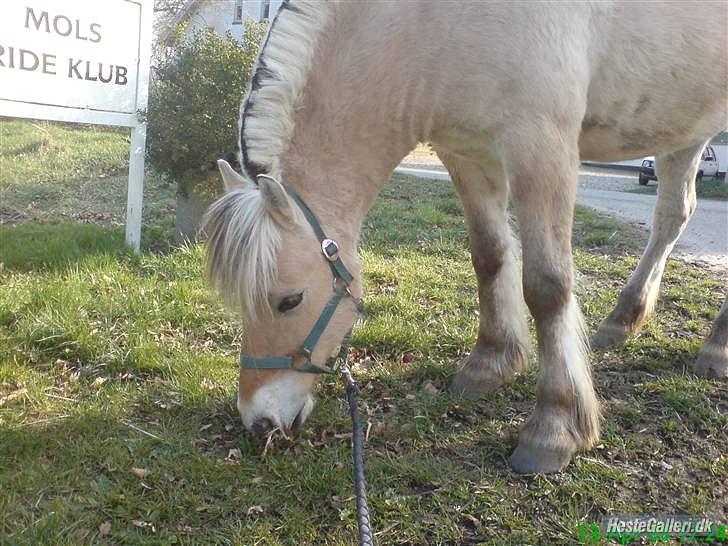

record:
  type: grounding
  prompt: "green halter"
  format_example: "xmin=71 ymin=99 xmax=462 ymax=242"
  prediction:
xmin=239 ymin=175 xmax=361 ymax=374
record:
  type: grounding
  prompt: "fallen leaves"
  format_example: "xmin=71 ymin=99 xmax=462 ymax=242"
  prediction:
xmin=200 ymin=378 xmax=218 ymax=390
xmin=98 ymin=521 xmax=111 ymax=537
xmin=131 ymin=467 xmax=150 ymax=479
xmin=0 ymin=383 xmax=27 ymax=407
xmin=131 ymin=520 xmax=155 ymax=532
xmin=421 ymin=380 xmax=438 ymax=395
xmin=219 ymin=448 xmax=242 ymax=465
xmin=400 ymin=352 xmax=416 ymax=363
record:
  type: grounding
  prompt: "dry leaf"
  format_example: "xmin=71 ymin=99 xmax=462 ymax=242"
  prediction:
xmin=0 ymin=387 xmax=27 ymax=407
xmin=131 ymin=520 xmax=155 ymax=532
xmin=131 ymin=467 xmax=150 ymax=478
xmin=422 ymin=381 xmax=438 ymax=395
xmin=200 ymin=378 xmax=216 ymax=390
xmin=247 ymin=505 xmax=264 ymax=515
xmin=98 ymin=521 xmax=111 ymax=536
xmin=401 ymin=352 xmax=416 ymax=363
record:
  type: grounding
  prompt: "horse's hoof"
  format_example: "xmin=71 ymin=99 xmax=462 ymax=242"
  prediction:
xmin=693 ymin=345 xmax=728 ymax=379
xmin=591 ymin=320 xmax=629 ymax=349
xmin=448 ymin=344 xmax=527 ymax=399
xmin=509 ymin=441 xmax=573 ymax=474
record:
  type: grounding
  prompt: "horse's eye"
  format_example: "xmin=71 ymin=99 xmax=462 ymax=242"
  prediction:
xmin=277 ymin=292 xmax=303 ymax=313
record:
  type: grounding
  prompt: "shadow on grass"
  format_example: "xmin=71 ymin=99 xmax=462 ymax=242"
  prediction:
xmin=0 ymin=376 xmax=515 ymax=543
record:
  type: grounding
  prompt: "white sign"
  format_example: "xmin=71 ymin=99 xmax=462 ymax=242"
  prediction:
xmin=0 ymin=0 xmax=153 ymax=251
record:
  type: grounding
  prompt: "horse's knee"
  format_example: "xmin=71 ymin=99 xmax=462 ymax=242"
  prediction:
xmin=523 ymin=267 xmax=571 ymax=320
xmin=469 ymin=222 xmax=508 ymax=280
xmin=472 ymin=241 xmax=508 ymax=280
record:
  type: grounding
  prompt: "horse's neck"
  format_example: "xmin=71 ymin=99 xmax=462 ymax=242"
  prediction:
xmin=280 ymin=3 xmax=439 ymax=239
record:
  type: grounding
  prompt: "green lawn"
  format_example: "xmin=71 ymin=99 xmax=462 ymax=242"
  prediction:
xmin=0 ymin=118 xmax=128 ymax=186
xmin=2 ymin=183 xmax=726 ymax=545
xmin=1 ymin=123 xmax=726 ymax=544
xmin=629 ymin=178 xmax=728 ymax=200
xmin=0 ymin=118 xmax=177 ymax=245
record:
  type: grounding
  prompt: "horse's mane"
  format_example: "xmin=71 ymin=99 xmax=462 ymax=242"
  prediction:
xmin=204 ymin=185 xmax=280 ymax=318
xmin=238 ymin=0 xmax=331 ymax=181
xmin=206 ymin=1 xmax=330 ymax=316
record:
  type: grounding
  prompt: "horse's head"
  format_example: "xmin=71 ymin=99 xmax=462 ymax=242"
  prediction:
xmin=205 ymin=160 xmax=361 ymax=436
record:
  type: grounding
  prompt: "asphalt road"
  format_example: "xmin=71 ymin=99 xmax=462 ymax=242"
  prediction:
xmin=575 ymin=187 xmax=728 ymax=269
xmin=394 ymin=166 xmax=728 ymax=270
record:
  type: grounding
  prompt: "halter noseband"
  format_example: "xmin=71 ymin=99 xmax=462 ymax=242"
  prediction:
xmin=239 ymin=175 xmax=362 ymax=374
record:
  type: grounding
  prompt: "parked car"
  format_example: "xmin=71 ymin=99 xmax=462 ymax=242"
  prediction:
xmin=638 ymin=145 xmax=720 ymax=185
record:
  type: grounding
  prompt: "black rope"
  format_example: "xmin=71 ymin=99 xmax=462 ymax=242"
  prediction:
xmin=340 ymin=364 xmax=375 ymax=546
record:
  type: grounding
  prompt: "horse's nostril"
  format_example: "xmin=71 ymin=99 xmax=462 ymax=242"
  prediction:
xmin=251 ymin=417 xmax=275 ymax=436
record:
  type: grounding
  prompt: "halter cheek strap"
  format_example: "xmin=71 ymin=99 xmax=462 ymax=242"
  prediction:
xmin=239 ymin=176 xmax=361 ymax=375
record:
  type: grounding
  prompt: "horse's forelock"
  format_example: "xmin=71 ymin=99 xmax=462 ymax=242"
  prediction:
xmin=203 ymin=187 xmax=281 ymax=319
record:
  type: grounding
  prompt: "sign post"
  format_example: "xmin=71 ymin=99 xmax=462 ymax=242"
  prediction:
xmin=0 ymin=0 xmax=154 ymax=252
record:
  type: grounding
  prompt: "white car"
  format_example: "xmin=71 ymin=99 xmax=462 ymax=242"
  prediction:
xmin=638 ymin=145 xmax=720 ymax=185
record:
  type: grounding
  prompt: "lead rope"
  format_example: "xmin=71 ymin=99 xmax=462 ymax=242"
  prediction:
xmin=340 ymin=364 xmax=375 ymax=546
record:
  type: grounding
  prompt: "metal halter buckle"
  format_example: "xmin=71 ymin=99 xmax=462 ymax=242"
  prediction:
xmin=322 ymin=239 xmax=339 ymax=261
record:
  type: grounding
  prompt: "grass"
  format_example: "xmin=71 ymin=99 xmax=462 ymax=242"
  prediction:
xmin=0 ymin=118 xmax=177 ymax=245
xmin=628 ymin=179 xmax=728 ymax=200
xmin=0 ymin=118 xmax=128 ymax=187
xmin=1 ymin=122 xmax=727 ymax=544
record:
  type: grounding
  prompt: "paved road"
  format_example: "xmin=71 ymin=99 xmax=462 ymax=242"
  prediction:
xmin=394 ymin=166 xmax=728 ymax=270
xmin=575 ymin=187 xmax=728 ymax=269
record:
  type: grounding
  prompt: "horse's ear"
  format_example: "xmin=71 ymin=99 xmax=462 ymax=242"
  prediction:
xmin=257 ymin=175 xmax=295 ymax=228
xmin=217 ymin=159 xmax=248 ymax=192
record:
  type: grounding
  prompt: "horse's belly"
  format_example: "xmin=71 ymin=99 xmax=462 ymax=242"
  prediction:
xmin=579 ymin=99 xmax=726 ymax=163
xmin=579 ymin=9 xmax=726 ymax=161
xmin=578 ymin=123 xmax=669 ymax=163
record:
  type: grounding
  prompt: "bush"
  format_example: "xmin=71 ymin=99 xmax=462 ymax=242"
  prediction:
xmin=147 ymin=23 xmax=266 ymax=240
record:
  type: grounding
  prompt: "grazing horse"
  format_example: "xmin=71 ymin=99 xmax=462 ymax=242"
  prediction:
xmin=204 ymin=1 xmax=727 ymax=472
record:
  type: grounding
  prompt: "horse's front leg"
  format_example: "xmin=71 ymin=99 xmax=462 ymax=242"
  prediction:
xmin=438 ymin=152 xmax=530 ymax=397
xmin=507 ymin=130 xmax=600 ymax=473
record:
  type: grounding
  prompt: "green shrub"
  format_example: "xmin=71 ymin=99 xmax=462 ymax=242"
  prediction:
xmin=146 ymin=23 xmax=266 ymax=241
xmin=147 ymin=23 xmax=266 ymax=193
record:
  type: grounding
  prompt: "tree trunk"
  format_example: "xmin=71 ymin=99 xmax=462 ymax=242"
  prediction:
xmin=174 ymin=185 xmax=211 ymax=244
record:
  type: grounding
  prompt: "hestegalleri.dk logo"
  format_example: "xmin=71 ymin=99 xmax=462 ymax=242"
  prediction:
xmin=578 ymin=514 xmax=727 ymax=543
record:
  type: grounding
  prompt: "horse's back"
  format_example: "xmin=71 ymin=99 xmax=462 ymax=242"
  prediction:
xmin=421 ymin=1 xmax=726 ymax=161
xmin=581 ymin=1 xmax=727 ymax=160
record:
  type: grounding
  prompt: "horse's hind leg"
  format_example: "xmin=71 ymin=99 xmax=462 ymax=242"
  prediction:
xmin=694 ymin=296 xmax=728 ymax=378
xmin=505 ymin=124 xmax=599 ymax=473
xmin=437 ymin=151 xmax=530 ymax=397
xmin=593 ymin=142 xmax=704 ymax=348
